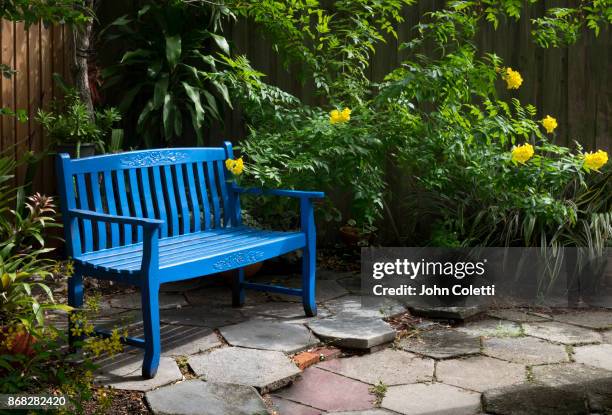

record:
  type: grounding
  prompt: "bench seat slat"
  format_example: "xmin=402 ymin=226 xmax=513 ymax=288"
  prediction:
xmin=73 ymin=228 xmax=305 ymax=276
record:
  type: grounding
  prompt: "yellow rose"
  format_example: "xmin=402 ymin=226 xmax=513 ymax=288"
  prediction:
xmin=341 ymin=107 xmax=351 ymax=122
xmin=503 ymin=68 xmax=523 ymax=90
xmin=583 ymin=150 xmax=608 ymax=172
xmin=541 ymin=115 xmax=557 ymax=134
xmin=511 ymin=143 xmax=534 ymax=164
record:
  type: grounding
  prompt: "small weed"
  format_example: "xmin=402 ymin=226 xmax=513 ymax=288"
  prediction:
xmin=369 ymin=381 xmax=388 ymax=406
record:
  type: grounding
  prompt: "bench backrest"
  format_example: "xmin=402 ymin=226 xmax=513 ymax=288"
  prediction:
xmin=56 ymin=143 xmax=239 ymax=257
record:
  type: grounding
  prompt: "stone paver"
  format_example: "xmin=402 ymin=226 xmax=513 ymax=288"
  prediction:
xmin=270 ymin=396 xmax=321 ymax=415
xmin=409 ymin=305 xmax=485 ymax=321
xmin=523 ymin=321 xmax=602 ymax=345
xmin=532 ymin=363 xmax=612 ymax=412
xmin=109 ymin=292 xmax=187 ymax=310
xmin=94 ymin=355 xmax=182 ymax=392
xmin=271 ymin=280 xmax=349 ymax=303
xmin=436 ymin=356 xmax=525 ymax=392
xmin=554 ymin=310 xmax=612 ymax=330
xmin=188 ymin=347 xmax=301 ymax=393
xmin=317 ymin=348 xmax=433 ymax=385
xmin=482 ymin=383 xmax=587 ymax=415
xmin=323 ymin=296 xmax=406 ymax=319
xmin=220 ymin=320 xmax=318 ymax=353
xmin=160 ymin=305 xmax=246 ymax=328
xmin=160 ymin=279 xmax=204 ymax=293
xmin=161 ymin=325 xmax=222 ymax=357
xmin=275 ymin=367 xmax=375 ymax=412
xmin=573 ymin=344 xmax=612 ymax=371
xmin=381 ymin=383 xmax=481 ymax=415
xmin=488 ymin=308 xmax=551 ymax=323
xmin=483 ymin=336 xmax=569 ymax=365
xmin=456 ymin=318 xmax=522 ymax=338
xmin=145 ymin=379 xmax=269 ymax=415
xmin=604 ymin=330 xmax=612 ymax=344
xmin=399 ymin=330 xmax=481 ymax=359
xmin=244 ymin=301 xmax=331 ymax=323
xmin=185 ymin=285 xmax=270 ymax=306
xmin=337 ymin=275 xmax=362 ymax=295
xmin=307 ymin=316 xmax=395 ymax=349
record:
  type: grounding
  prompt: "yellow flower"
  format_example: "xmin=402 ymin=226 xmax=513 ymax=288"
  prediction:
xmin=503 ymin=67 xmax=523 ymax=90
xmin=329 ymin=107 xmax=351 ymax=124
xmin=511 ymin=143 xmax=534 ymax=164
xmin=225 ymin=157 xmax=244 ymax=175
xmin=583 ymin=150 xmax=609 ymax=172
xmin=541 ymin=115 xmax=557 ymax=134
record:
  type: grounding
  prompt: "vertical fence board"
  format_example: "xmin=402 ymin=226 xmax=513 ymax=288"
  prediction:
xmin=1 ymin=21 xmax=15 ymax=158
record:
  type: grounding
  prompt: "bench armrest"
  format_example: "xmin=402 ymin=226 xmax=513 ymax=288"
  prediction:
xmin=231 ymin=184 xmax=325 ymax=199
xmin=67 ymin=209 xmax=164 ymax=229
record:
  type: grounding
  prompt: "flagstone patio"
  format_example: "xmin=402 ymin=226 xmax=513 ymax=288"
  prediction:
xmin=60 ymin=269 xmax=612 ymax=414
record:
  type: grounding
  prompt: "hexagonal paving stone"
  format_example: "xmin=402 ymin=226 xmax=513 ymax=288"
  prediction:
xmin=220 ymin=320 xmax=318 ymax=353
xmin=436 ymin=356 xmax=525 ymax=392
xmin=482 ymin=383 xmax=588 ymax=415
xmin=323 ymin=296 xmax=406 ymax=319
xmin=523 ymin=321 xmax=602 ymax=345
xmin=398 ymin=330 xmax=481 ymax=359
xmin=270 ymin=396 xmax=321 ymax=415
xmin=488 ymin=309 xmax=551 ymax=323
xmin=554 ymin=310 xmax=612 ymax=330
xmin=274 ymin=367 xmax=375 ymax=412
xmin=188 ymin=347 xmax=301 ymax=393
xmin=160 ymin=305 xmax=247 ymax=328
xmin=483 ymin=336 xmax=569 ymax=365
xmin=532 ymin=363 xmax=612 ymax=412
xmin=270 ymin=279 xmax=349 ymax=303
xmin=306 ymin=315 xmax=395 ymax=349
xmin=317 ymin=348 xmax=433 ymax=385
xmin=145 ymin=379 xmax=269 ymax=415
xmin=109 ymin=291 xmax=187 ymax=310
xmin=456 ymin=318 xmax=522 ymax=338
xmin=381 ymin=383 xmax=481 ymax=415
xmin=337 ymin=275 xmax=362 ymax=295
xmin=573 ymin=344 xmax=612 ymax=371
xmin=94 ymin=354 xmax=182 ymax=391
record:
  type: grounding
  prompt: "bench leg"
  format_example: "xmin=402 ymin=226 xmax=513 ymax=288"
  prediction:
xmin=68 ymin=269 xmax=84 ymax=350
xmin=302 ymin=247 xmax=317 ymax=317
xmin=141 ymin=282 xmax=161 ymax=379
xmin=232 ymin=268 xmax=245 ymax=307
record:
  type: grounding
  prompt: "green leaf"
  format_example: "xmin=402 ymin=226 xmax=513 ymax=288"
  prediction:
xmin=163 ymin=94 xmax=176 ymax=140
xmin=121 ymin=49 xmax=152 ymax=64
xmin=118 ymin=84 xmax=144 ymax=113
xmin=210 ymin=33 xmax=230 ymax=54
xmin=212 ymin=81 xmax=232 ymax=108
xmin=165 ymin=35 xmax=182 ymax=69
xmin=182 ymin=82 xmax=205 ymax=125
xmin=153 ymin=77 xmax=169 ymax=109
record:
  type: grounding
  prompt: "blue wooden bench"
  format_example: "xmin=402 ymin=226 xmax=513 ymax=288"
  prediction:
xmin=56 ymin=142 xmax=324 ymax=378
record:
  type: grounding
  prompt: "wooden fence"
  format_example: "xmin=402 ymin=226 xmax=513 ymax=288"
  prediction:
xmin=0 ymin=2 xmax=610 ymax=197
xmin=0 ymin=21 xmax=72 ymax=192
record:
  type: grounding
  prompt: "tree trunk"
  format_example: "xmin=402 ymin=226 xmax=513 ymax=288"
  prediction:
xmin=71 ymin=0 xmax=94 ymax=120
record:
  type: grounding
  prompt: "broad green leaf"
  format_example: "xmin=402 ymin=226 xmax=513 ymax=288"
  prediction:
xmin=210 ymin=33 xmax=230 ymax=54
xmin=182 ymin=82 xmax=205 ymax=125
xmin=211 ymin=81 xmax=232 ymax=108
xmin=121 ymin=49 xmax=152 ymax=64
xmin=153 ymin=77 xmax=169 ymax=109
xmin=163 ymin=94 xmax=176 ymax=140
xmin=165 ymin=35 xmax=182 ymax=69
xmin=119 ymin=84 xmax=144 ymax=113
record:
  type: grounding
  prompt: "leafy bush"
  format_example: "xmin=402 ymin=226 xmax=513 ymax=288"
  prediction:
xmin=236 ymin=2 xmax=610 ymax=251
xmin=36 ymin=86 xmax=122 ymax=156
xmin=102 ymin=0 xmax=247 ymax=147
